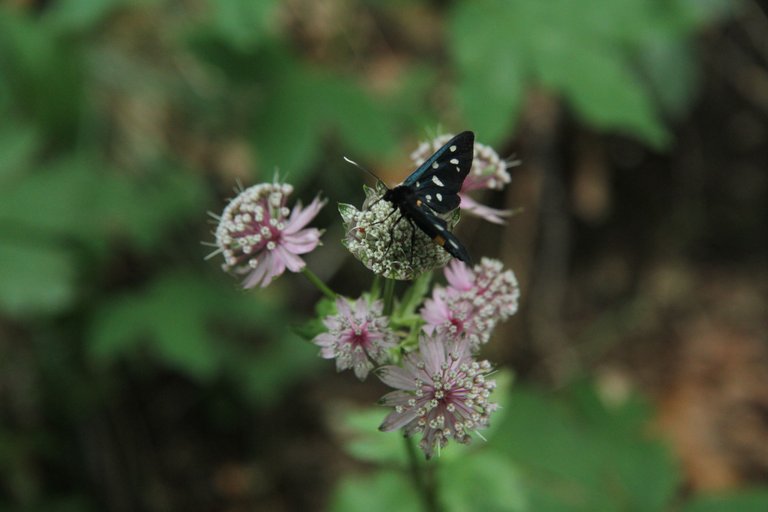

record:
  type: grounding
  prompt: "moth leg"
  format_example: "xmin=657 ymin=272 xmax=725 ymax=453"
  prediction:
xmin=384 ymin=213 xmax=405 ymax=257
xmin=408 ymin=218 xmax=416 ymax=265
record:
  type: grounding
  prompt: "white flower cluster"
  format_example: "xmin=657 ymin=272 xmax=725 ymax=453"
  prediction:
xmin=339 ymin=183 xmax=457 ymax=280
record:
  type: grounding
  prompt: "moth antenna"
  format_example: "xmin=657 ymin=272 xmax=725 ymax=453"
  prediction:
xmin=343 ymin=156 xmax=387 ymax=188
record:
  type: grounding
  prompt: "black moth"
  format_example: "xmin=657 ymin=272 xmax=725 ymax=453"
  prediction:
xmin=348 ymin=131 xmax=474 ymax=264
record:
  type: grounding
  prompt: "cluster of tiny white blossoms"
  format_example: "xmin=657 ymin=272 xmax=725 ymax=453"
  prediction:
xmin=422 ymin=258 xmax=520 ymax=350
xmin=411 ymin=134 xmax=516 ymax=224
xmin=377 ymin=332 xmax=497 ymax=459
xmin=214 ymin=181 xmax=325 ymax=288
xmin=338 ymin=183 xmax=456 ymax=281
xmin=313 ymin=297 xmax=397 ymax=380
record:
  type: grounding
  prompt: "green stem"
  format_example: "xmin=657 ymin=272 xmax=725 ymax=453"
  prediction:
xmin=404 ymin=436 xmax=441 ymax=512
xmin=383 ymin=278 xmax=396 ymax=316
xmin=301 ymin=267 xmax=336 ymax=300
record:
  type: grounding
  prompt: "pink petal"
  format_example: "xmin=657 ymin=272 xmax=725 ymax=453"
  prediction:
xmin=379 ymin=408 xmax=420 ymax=432
xmin=421 ymin=290 xmax=451 ymax=327
xmin=335 ymin=297 xmax=351 ymax=318
xmin=379 ymin=390 xmax=413 ymax=407
xmin=444 ymin=260 xmax=474 ymax=291
xmin=459 ymin=194 xmax=512 ymax=225
xmin=377 ymin=365 xmax=417 ymax=390
xmin=242 ymin=253 xmax=270 ymax=288
xmin=284 ymin=196 xmax=326 ymax=234
xmin=281 ymin=231 xmax=321 ymax=254
xmin=273 ymin=244 xmax=306 ymax=273
xmin=260 ymin=251 xmax=285 ymax=287
xmin=419 ymin=334 xmax=445 ymax=376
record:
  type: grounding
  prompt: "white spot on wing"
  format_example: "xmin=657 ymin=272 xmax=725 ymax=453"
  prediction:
xmin=432 ymin=175 xmax=444 ymax=187
xmin=450 ymin=158 xmax=459 ymax=165
xmin=455 ymin=166 xmax=461 ymax=172
xmin=449 ymin=239 xmax=458 ymax=247
xmin=436 ymin=193 xmax=443 ymax=202
xmin=449 ymin=145 xmax=457 ymax=152
xmin=436 ymin=224 xmax=445 ymax=231
xmin=432 ymin=162 xmax=439 ymax=169
xmin=426 ymin=194 xmax=432 ymax=201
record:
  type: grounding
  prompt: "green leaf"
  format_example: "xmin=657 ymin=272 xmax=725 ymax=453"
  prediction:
xmin=490 ymin=384 xmax=678 ymax=512
xmin=209 ymin=0 xmax=279 ymax=50
xmin=293 ymin=296 xmax=337 ymax=341
xmin=0 ymin=241 xmax=77 ymax=316
xmin=394 ymin=270 xmax=432 ymax=318
xmin=335 ymin=407 xmax=407 ymax=466
xmin=441 ymin=452 xmax=528 ymax=512
xmin=682 ymin=489 xmax=768 ymax=512
xmin=44 ymin=0 xmax=128 ymax=33
xmin=448 ymin=0 xmax=729 ymax=147
xmin=88 ymin=273 xmax=223 ymax=379
xmin=535 ymin=43 xmax=667 ymax=148
xmin=0 ymin=122 xmax=40 ymax=183
xmin=250 ymin=48 xmax=398 ymax=182
xmin=329 ymin=471 xmax=420 ymax=512
xmin=226 ymin=330 xmax=320 ymax=406
xmin=636 ymin=35 xmax=698 ymax=119
xmin=450 ymin=1 xmax=526 ymax=145
xmin=0 ymin=11 xmax=85 ymax=142
xmin=0 ymin=157 xmax=101 ymax=240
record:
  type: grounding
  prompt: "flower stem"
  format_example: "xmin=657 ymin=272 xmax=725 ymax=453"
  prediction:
xmin=301 ymin=267 xmax=336 ymax=300
xmin=383 ymin=278 xmax=396 ymax=316
xmin=404 ymin=436 xmax=441 ymax=512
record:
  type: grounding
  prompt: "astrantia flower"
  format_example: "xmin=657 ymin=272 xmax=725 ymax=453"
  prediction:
xmin=378 ymin=332 xmax=497 ymax=458
xmin=313 ymin=296 xmax=398 ymax=380
xmin=411 ymin=134 xmax=517 ymax=224
xmin=421 ymin=258 xmax=520 ymax=350
xmin=338 ymin=183 xmax=458 ymax=281
xmin=213 ymin=181 xmax=326 ymax=288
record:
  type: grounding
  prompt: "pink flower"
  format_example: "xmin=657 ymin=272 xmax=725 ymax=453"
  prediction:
xmin=378 ymin=332 xmax=497 ymax=458
xmin=313 ymin=297 xmax=397 ymax=380
xmin=411 ymin=134 xmax=518 ymax=224
xmin=421 ymin=258 xmax=519 ymax=350
xmin=213 ymin=181 xmax=326 ymax=288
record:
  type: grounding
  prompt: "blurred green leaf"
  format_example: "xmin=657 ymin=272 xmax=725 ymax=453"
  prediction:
xmin=0 ymin=122 xmax=40 ymax=183
xmin=88 ymin=271 xmax=317 ymax=399
xmin=636 ymin=35 xmax=698 ymax=119
xmin=441 ymin=452 xmax=528 ymax=512
xmin=226 ymin=329 xmax=320 ymax=406
xmin=0 ymin=241 xmax=76 ymax=316
xmin=681 ymin=489 xmax=768 ymax=512
xmin=449 ymin=0 xmax=730 ymax=147
xmin=450 ymin=3 xmax=526 ymax=145
xmin=395 ymin=270 xmax=432 ymax=319
xmin=294 ymin=296 xmax=337 ymax=341
xmin=209 ymin=0 xmax=280 ymax=50
xmin=491 ymin=384 xmax=678 ymax=512
xmin=88 ymin=273 xmax=224 ymax=379
xmin=330 ymin=470 xmax=420 ymax=512
xmin=0 ymin=10 xmax=85 ymax=143
xmin=252 ymin=60 xmax=398 ymax=180
xmin=44 ymin=0 xmax=128 ymax=33
xmin=0 ymin=157 xmax=101 ymax=240
xmin=336 ymin=407 xmax=407 ymax=466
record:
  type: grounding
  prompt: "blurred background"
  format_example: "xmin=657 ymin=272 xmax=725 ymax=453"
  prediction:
xmin=1 ymin=0 xmax=767 ymax=511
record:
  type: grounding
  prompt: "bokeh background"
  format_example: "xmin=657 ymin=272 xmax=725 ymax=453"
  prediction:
xmin=1 ymin=0 xmax=767 ymax=511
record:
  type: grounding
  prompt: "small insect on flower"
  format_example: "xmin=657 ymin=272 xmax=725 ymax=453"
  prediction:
xmin=377 ymin=331 xmax=498 ymax=459
xmin=340 ymin=131 xmax=475 ymax=280
xmin=313 ymin=296 xmax=397 ymax=380
xmin=210 ymin=181 xmax=326 ymax=288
